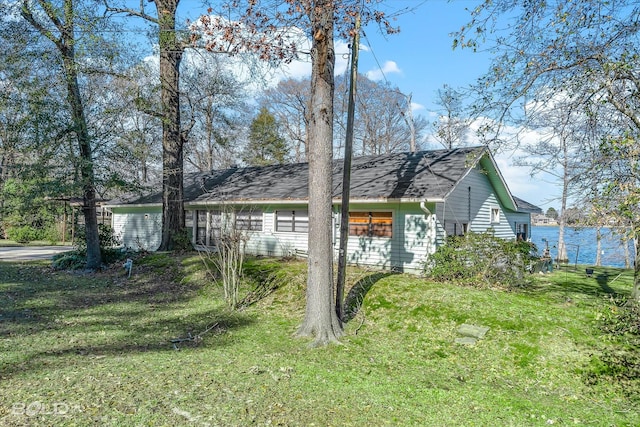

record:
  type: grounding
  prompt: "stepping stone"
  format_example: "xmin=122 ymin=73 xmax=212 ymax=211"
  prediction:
xmin=457 ymin=324 xmax=490 ymax=339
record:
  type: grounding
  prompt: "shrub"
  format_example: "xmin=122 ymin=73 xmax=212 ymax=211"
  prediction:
xmin=52 ymin=251 xmax=87 ymax=270
xmin=7 ymin=226 xmax=40 ymax=243
xmin=42 ymin=225 xmax=62 ymax=245
xmin=423 ymin=231 xmax=535 ymax=289
xmin=59 ymin=225 xmax=128 ymax=270
xmin=75 ymin=224 xmax=121 ymax=251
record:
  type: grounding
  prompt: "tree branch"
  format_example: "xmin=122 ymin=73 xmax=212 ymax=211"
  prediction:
xmin=102 ymin=0 xmax=158 ymax=24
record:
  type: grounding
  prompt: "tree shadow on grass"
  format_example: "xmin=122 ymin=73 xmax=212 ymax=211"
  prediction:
xmin=0 ymin=256 xmax=255 ymax=379
xmin=0 ymin=256 xmax=207 ymax=335
xmin=343 ymin=271 xmax=396 ymax=323
xmin=530 ymin=265 xmax=630 ymax=299
xmin=0 ymin=305 xmax=255 ymax=380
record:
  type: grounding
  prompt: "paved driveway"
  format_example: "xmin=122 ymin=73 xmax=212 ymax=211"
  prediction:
xmin=0 ymin=246 xmax=74 ymax=262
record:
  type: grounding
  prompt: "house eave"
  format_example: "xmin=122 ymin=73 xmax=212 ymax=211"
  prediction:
xmin=106 ymin=202 xmax=163 ymax=209
xmin=187 ymin=197 xmax=445 ymax=207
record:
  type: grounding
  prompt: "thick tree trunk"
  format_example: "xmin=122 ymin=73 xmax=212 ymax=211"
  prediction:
xmin=296 ymin=0 xmax=343 ymax=345
xmin=60 ymin=0 xmax=101 ymax=269
xmin=22 ymin=0 xmax=102 ymax=269
xmin=62 ymin=57 xmax=101 ymax=269
xmin=156 ymin=0 xmax=185 ymax=251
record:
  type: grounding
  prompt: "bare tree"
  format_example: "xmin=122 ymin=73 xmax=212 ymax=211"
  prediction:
xmin=457 ymin=0 xmax=640 ymax=299
xmin=260 ymin=78 xmax=311 ymax=163
xmin=181 ymin=52 xmax=248 ymax=172
xmin=515 ymin=95 xmax=597 ymax=264
xmin=198 ymin=206 xmax=252 ymax=310
xmin=431 ymin=84 xmax=469 ymax=149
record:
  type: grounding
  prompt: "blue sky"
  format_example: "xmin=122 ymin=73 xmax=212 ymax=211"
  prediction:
xmin=356 ymin=0 xmax=491 ymax=114
xmin=352 ymin=1 xmax=556 ymax=211
xmin=167 ymin=0 xmax=556 ymax=211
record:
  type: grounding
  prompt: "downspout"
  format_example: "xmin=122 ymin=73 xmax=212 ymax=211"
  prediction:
xmin=419 ymin=200 xmax=433 ymax=215
xmin=421 ymin=199 xmax=443 ymax=245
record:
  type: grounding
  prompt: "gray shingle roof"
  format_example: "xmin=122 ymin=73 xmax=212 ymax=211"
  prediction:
xmin=512 ymin=196 xmax=543 ymax=213
xmin=191 ymin=146 xmax=485 ymax=203
xmin=107 ymin=146 xmax=539 ymax=213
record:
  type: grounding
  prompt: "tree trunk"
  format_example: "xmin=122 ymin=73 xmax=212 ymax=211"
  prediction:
xmin=595 ymin=226 xmax=602 ymax=266
xmin=296 ymin=0 xmax=343 ymax=345
xmin=623 ymin=236 xmax=631 ymax=269
xmin=156 ymin=0 xmax=185 ymax=251
xmin=63 ymin=53 xmax=102 ymax=269
xmin=557 ymin=151 xmax=570 ymax=264
xmin=21 ymin=0 xmax=102 ymax=269
xmin=632 ymin=232 xmax=639 ymax=301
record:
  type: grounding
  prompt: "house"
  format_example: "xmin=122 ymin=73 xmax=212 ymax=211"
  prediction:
xmin=106 ymin=146 xmax=541 ymax=273
xmin=531 ymin=213 xmax=559 ymax=226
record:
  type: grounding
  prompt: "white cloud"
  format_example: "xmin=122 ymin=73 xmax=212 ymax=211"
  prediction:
xmin=365 ymin=60 xmax=402 ymax=81
xmin=427 ymin=116 xmax=562 ymax=210
xmin=411 ymin=102 xmax=425 ymax=113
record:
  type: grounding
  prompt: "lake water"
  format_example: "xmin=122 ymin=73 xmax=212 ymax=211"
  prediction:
xmin=530 ymin=226 xmax=635 ymax=268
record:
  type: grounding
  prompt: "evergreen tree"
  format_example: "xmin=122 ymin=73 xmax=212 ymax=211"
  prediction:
xmin=243 ymin=107 xmax=288 ymax=166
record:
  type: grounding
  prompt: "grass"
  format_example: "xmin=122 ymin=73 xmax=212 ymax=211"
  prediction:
xmin=0 ymin=255 xmax=638 ymax=426
xmin=0 ymin=239 xmax=72 ymax=247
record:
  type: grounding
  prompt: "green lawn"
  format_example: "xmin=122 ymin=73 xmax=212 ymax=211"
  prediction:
xmin=1 ymin=254 xmax=638 ymax=426
xmin=0 ymin=239 xmax=72 ymax=247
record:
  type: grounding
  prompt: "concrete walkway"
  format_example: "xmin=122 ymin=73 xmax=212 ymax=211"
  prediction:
xmin=0 ymin=245 xmax=74 ymax=262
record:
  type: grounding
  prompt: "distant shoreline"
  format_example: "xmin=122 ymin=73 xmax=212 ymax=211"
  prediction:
xmin=532 ymin=224 xmax=629 ymax=229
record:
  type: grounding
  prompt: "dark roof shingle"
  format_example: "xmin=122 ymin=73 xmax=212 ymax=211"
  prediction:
xmin=192 ymin=146 xmax=485 ymax=203
xmin=107 ymin=146 xmax=539 ymax=213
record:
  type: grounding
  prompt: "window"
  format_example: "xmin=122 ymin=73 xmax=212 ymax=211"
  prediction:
xmin=349 ymin=211 xmax=393 ymax=238
xmin=185 ymin=210 xmax=194 ymax=228
xmin=196 ymin=210 xmax=207 ymax=245
xmin=235 ymin=210 xmax=263 ymax=231
xmin=516 ymin=223 xmax=528 ymax=240
xmin=276 ymin=210 xmax=308 ymax=233
xmin=195 ymin=210 xmax=220 ymax=245
xmin=447 ymin=222 xmax=468 ymax=236
xmin=490 ymin=207 xmax=500 ymax=224
xmin=208 ymin=211 xmax=221 ymax=242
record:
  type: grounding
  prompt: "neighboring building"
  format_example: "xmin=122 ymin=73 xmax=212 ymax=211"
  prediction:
xmin=106 ymin=146 xmax=540 ymax=273
xmin=532 ymin=213 xmax=559 ymax=226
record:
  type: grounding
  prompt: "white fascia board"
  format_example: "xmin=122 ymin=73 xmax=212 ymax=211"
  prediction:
xmin=106 ymin=203 xmax=162 ymax=209
xmin=186 ymin=199 xmax=308 ymax=208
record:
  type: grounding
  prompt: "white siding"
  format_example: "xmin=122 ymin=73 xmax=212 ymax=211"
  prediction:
xmin=437 ymin=166 xmax=528 ymax=241
xmin=110 ymin=164 xmax=530 ymax=275
xmin=249 ymin=207 xmax=310 ymax=257
xmin=187 ymin=203 xmax=436 ymax=274
xmin=111 ymin=208 xmax=162 ymax=251
xmin=188 ymin=205 xmax=312 ymax=258
xmin=335 ymin=202 xmax=436 ymax=274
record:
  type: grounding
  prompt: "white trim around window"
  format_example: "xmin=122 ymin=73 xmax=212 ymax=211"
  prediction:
xmin=490 ymin=206 xmax=501 ymax=224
